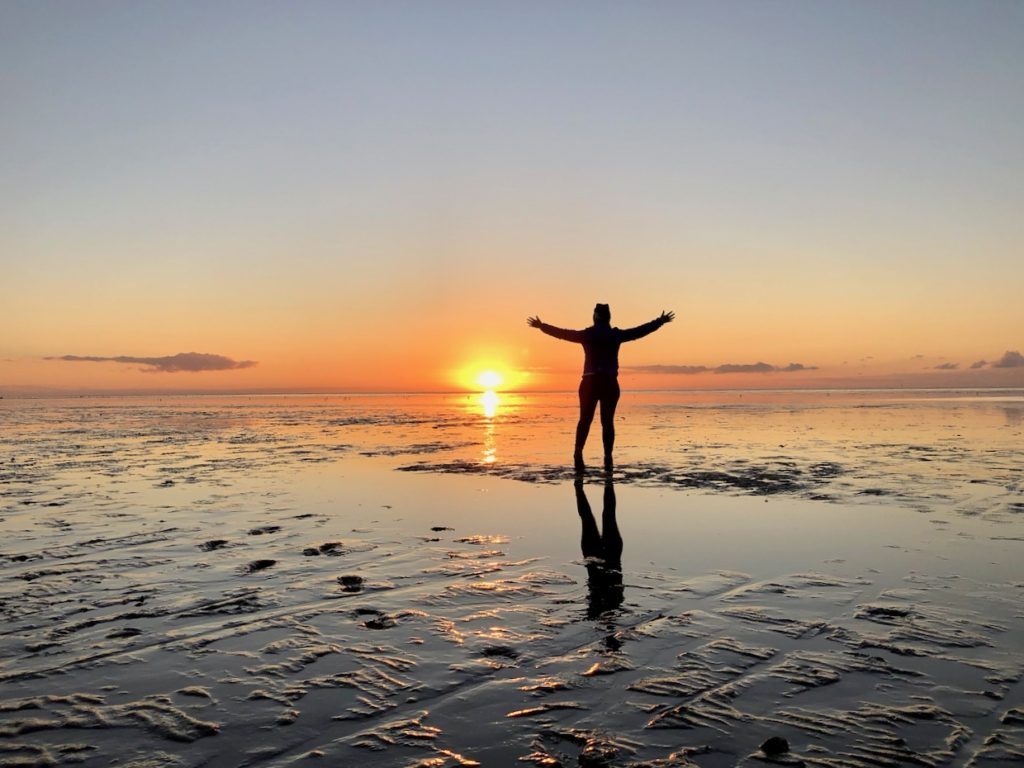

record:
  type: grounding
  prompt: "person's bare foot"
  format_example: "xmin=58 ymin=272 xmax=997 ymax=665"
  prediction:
xmin=574 ymin=451 xmax=585 ymax=473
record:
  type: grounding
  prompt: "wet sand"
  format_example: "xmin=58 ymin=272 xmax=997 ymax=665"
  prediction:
xmin=1 ymin=392 xmax=1022 ymax=766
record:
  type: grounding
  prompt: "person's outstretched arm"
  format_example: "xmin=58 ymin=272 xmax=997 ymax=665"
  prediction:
xmin=619 ymin=310 xmax=675 ymax=342
xmin=527 ymin=315 xmax=585 ymax=343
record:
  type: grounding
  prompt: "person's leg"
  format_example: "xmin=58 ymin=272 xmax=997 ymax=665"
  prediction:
xmin=598 ymin=377 xmax=621 ymax=466
xmin=575 ymin=376 xmax=598 ymax=464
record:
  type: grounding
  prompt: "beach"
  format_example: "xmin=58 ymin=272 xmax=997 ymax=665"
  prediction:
xmin=1 ymin=390 xmax=1022 ymax=767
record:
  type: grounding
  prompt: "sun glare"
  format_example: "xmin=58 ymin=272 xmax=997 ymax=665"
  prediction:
xmin=454 ymin=361 xmax=526 ymax=394
xmin=481 ymin=389 xmax=499 ymax=420
xmin=476 ymin=370 xmax=503 ymax=389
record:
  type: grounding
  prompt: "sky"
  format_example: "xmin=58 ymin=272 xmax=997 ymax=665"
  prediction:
xmin=2 ymin=1 xmax=1022 ymax=394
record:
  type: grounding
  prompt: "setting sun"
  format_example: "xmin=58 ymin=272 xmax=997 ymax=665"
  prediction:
xmin=476 ymin=370 xmax=503 ymax=390
xmin=452 ymin=362 xmax=520 ymax=393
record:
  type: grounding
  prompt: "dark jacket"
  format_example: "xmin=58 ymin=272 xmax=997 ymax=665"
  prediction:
xmin=538 ymin=317 xmax=666 ymax=376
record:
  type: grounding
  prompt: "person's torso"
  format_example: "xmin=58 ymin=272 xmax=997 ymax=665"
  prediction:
xmin=581 ymin=325 xmax=622 ymax=376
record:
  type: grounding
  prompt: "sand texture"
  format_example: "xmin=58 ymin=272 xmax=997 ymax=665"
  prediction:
xmin=1 ymin=391 xmax=1022 ymax=766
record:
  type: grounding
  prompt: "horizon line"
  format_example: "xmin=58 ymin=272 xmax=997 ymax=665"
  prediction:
xmin=3 ymin=384 xmax=1024 ymax=400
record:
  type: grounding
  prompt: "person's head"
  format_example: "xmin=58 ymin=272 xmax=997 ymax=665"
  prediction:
xmin=593 ymin=303 xmax=611 ymax=324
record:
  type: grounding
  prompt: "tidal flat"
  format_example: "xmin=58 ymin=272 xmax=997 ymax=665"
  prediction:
xmin=1 ymin=391 xmax=1022 ymax=767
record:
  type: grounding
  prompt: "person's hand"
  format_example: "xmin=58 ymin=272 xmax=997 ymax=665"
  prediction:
xmin=527 ymin=316 xmax=543 ymax=328
xmin=659 ymin=310 xmax=675 ymax=324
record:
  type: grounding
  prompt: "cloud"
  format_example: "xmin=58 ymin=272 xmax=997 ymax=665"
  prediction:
xmin=970 ymin=360 xmax=988 ymax=369
xmin=47 ymin=352 xmax=257 ymax=373
xmin=714 ymin=362 xmax=775 ymax=374
xmin=934 ymin=362 xmax=959 ymax=370
xmin=627 ymin=364 xmax=710 ymax=375
xmin=628 ymin=361 xmax=817 ymax=375
xmin=992 ymin=350 xmax=1024 ymax=368
xmin=713 ymin=362 xmax=817 ymax=374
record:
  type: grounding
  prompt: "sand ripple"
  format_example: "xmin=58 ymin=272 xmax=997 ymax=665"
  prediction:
xmin=1 ymin=394 xmax=1021 ymax=766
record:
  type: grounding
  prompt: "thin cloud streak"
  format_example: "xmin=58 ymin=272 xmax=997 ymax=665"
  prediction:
xmin=714 ymin=362 xmax=776 ymax=374
xmin=47 ymin=352 xmax=258 ymax=373
xmin=627 ymin=362 xmax=818 ymax=375
xmin=627 ymin=364 xmax=710 ymax=375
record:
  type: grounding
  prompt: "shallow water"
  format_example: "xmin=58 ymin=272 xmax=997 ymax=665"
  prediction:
xmin=3 ymin=389 xmax=1021 ymax=514
xmin=0 ymin=390 xmax=1022 ymax=766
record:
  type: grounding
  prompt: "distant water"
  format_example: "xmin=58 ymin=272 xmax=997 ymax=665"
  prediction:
xmin=2 ymin=389 xmax=1022 ymax=521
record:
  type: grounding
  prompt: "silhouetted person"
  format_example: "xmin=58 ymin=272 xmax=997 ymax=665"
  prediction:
xmin=528 ymin=304 xmax=674 ymax=470
xmin=575 ymin=476 xmax=623 ymax=620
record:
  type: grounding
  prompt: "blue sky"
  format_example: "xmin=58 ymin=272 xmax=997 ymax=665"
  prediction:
xmin=3 ymin=1 xmax=1022 ymax=391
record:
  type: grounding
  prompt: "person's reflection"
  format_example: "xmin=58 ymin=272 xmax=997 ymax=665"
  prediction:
xmin=575 ymin=476 xmax=623 ymax=620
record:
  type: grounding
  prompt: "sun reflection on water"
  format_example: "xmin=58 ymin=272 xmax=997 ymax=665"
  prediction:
xmin=481 ymin=390 xmax=499 ymax=462
xmin=482 ymin=390 xmax=499 ymax=419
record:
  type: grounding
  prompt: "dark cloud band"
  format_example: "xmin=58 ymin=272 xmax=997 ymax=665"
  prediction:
xmin=628 ymin=361 xmax=817 ymax=375
xmin=957 ymin=351 xmax=1022 ymax=371
xmin=627 ymin=364 xmax=710 ymax=375
xmin=47 ymin=352 xmax=257 ymax=373
xmin=992 ymin=350 xmax=1024 ymax=369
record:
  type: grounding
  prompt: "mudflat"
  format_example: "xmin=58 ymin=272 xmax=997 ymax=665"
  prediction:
xmin=1 ymin=391 xmax=1021 ymax=767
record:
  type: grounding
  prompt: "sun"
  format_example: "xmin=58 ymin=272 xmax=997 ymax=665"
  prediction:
xmin=453 ymin=361 xmax=526 ymax=393
xmin=476 ymin=370 xmax=503 ymax=389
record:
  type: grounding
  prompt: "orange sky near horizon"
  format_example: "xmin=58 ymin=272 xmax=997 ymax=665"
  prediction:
xmin=2 ymin=3 xmax=1022 ymax=395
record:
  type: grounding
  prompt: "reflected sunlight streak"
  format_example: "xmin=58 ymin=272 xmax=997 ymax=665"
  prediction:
xmin=481 ymin=390 xmax=498 ymax=462
xmin=482 ymin=390 xmax=499 ymax=420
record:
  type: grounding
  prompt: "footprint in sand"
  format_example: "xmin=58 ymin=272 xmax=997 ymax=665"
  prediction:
xmin=240 ymin=559 xmax=276 ymax=574
xmin=248 ymin=525 xmax=281 ymax=535
xmin=352 ymin=608 xmax=395 ymax=629
xmin=302 ymin=542 xmax=346 ymax=556
xmin=337 ymin=575 xmax=364 ymax=592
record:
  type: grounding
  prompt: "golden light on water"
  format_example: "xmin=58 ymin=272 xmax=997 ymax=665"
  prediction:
xmin=480 ymin=390 xmax=498 ymax=462
xmin=477 ymin=373 xmax=501 ymax=461
xmin=481 ymin=389 xmax=499 ymax=420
